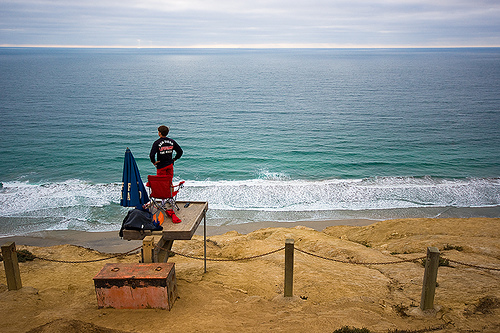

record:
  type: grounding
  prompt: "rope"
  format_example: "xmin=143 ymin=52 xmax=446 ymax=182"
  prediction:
xmin=33 ymin=245 xmax=142 ymax=264
xmin=161 ymin=246 xmax=285 ymax=262
xmin=442 ymin=257 xmax=500 ymax=271
xmin=28 ymin=243 xmax=500 ymax=271
xmin=161 ymin=244 xmax=424 ymax=265
xmin=295 ymin=248 xmax=427 ymax=265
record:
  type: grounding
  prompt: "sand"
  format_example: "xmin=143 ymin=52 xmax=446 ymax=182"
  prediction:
xmin=1 ymin=218 xmax=499 ymax=333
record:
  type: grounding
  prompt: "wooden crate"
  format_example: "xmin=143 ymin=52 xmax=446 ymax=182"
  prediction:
xmin=93 ymin=263 xmax=177 ymax=310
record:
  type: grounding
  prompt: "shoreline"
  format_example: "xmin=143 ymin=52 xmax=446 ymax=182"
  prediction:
xmin=0 ymin=219 xmax=377 ymax=253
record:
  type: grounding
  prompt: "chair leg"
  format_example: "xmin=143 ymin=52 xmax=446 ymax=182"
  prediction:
xmin=171 ymin=198 xmax=180 ymax=211
xmin=163 ymin=198 xmax=180 ymax=211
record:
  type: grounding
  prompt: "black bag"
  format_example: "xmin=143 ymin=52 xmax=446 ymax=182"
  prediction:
xmin=119 ymin=208 xmax=162 ymax=237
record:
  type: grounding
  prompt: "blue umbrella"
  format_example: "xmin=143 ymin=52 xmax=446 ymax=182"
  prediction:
xmin=120 ymin=148 xmax=149 ymax=207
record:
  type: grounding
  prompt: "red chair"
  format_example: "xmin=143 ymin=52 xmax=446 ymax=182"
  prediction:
xmin=145 ymin=175 xmax=185 ymax=223
xmin=146 ymin=175 xmax=185 ymax=209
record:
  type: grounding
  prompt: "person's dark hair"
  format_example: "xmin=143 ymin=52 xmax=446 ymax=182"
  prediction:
xmin=158 ymin=125 xmax=169 ymax=136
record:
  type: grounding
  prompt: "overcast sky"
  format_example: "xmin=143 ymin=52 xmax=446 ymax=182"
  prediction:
xmin=1 ymin=0 xmax=499 ymax=48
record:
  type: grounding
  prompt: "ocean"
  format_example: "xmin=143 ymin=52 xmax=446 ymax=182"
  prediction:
xmin=1 ymin=48 xmax=499 ymax=236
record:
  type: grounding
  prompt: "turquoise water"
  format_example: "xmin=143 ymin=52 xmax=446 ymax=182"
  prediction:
xmin=1 ymin=48 xmax=499 ymax=235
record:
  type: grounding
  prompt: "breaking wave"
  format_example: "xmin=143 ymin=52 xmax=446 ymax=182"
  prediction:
xmin=181 ymin=176 xmax=500 ymax=211
xmin=0 ymin=176 xmax=499 ymax=235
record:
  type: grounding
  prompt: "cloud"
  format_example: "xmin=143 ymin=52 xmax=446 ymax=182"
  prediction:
xmin=0 ymin=0 xmax=499 ymax=47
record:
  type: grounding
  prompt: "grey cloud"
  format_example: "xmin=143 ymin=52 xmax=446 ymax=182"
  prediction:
xmin=0 ymin=0 xmax=499 ymax=46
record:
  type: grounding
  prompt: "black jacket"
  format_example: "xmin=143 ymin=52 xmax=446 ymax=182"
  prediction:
xmin=149 ymin=137 xmax=183 ymax=169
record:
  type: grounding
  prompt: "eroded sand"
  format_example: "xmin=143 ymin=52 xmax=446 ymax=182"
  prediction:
xmin=1 ymin=218 xmax=499 ymax=332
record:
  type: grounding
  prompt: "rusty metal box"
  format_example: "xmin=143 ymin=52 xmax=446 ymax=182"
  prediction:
xmin=93 ymin=262 xmax=178 ymax=310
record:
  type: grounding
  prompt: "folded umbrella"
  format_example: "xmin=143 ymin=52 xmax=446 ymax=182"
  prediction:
xmin=120 ymin=148 xmax=149 ymax=208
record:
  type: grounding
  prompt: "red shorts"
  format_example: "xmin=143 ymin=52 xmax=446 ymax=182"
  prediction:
xmin=156 ymin=164 xmax=174 ymax=185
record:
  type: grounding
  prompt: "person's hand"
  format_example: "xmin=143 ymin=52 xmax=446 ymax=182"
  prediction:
xmin=154 ymin=161 xmax=160 ymax=165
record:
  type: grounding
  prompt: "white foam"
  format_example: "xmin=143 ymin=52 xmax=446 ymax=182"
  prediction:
xmin=1 ymin=177 xmax=499 ymax=218
xmin=0 ymin=176 xmax=499 ymax=234
xmin=179 ymin=177 xmax=500 ymax=211
xmin=0 ymin=179 xmax=121 ymax=217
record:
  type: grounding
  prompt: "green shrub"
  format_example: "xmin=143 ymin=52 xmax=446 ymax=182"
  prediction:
xmin=0 ymin=249 xmax=35 ymax=262
xmin=17 ymin=249 xmax=35 ymax=262
xmin=442 ymin=244 xmax=464 ymax=251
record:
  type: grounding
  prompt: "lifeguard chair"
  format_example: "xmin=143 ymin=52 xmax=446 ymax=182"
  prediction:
xmin=146 ymin=175 xmax=185 ymax=211
xmin=145 ymin=175 xmax=185 ymax=225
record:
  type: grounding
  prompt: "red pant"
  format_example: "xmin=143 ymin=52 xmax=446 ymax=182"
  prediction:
xmin=156 ymin=164 xmax=174 ymax=181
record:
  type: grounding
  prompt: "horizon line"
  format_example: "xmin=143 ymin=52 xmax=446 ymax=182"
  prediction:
xmin=1 ymin=43 xmax=500 ymax=49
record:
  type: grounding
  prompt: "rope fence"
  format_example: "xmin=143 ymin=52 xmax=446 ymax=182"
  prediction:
xmin=3 ymin=241 xmax=499 ymax=270
xmin=2 ymin=239 xmax=499 ymax=333
xmin=441 ymin=257 xmax=500 ymax=271
xmin=157 ymin=243 xmax=500 ymax=270
xmin=167 ymin=247 xmax=285 ymax=262
xmin=5 ymin=239 xmax=497 ymax=314
xmin=3 ymin=240 xmax=498 ymax=270
xmin=295 ymin=247 xmax=427 ymax=265
xmin=31 ymin=245 xmax=143 ymax=264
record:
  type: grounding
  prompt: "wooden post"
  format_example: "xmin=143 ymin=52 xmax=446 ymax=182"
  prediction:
xmin=284 ymin=239 xmax=294 ymax=297
xmin=1 ymin=242 xmax=22 ymax=290
xmin=420 ymin=246 xmax=440 ymax=311
xmin=142 ymin=236 xmax=155 ymax=263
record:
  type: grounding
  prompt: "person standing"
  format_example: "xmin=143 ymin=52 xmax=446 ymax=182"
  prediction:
xmin=149 ymin=125 xmax=183 ymax=179
xmin=149 ymin=125 xmax=183 ymax=223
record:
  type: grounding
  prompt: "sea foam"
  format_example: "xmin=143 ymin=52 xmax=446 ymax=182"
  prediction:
xmin=181 ymin=176 xmax=500 ymax=211
xmin=1 ymin=177 xmax=499 ymax=217
xmin=0 ymin=177 xmax=499 ymax=234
